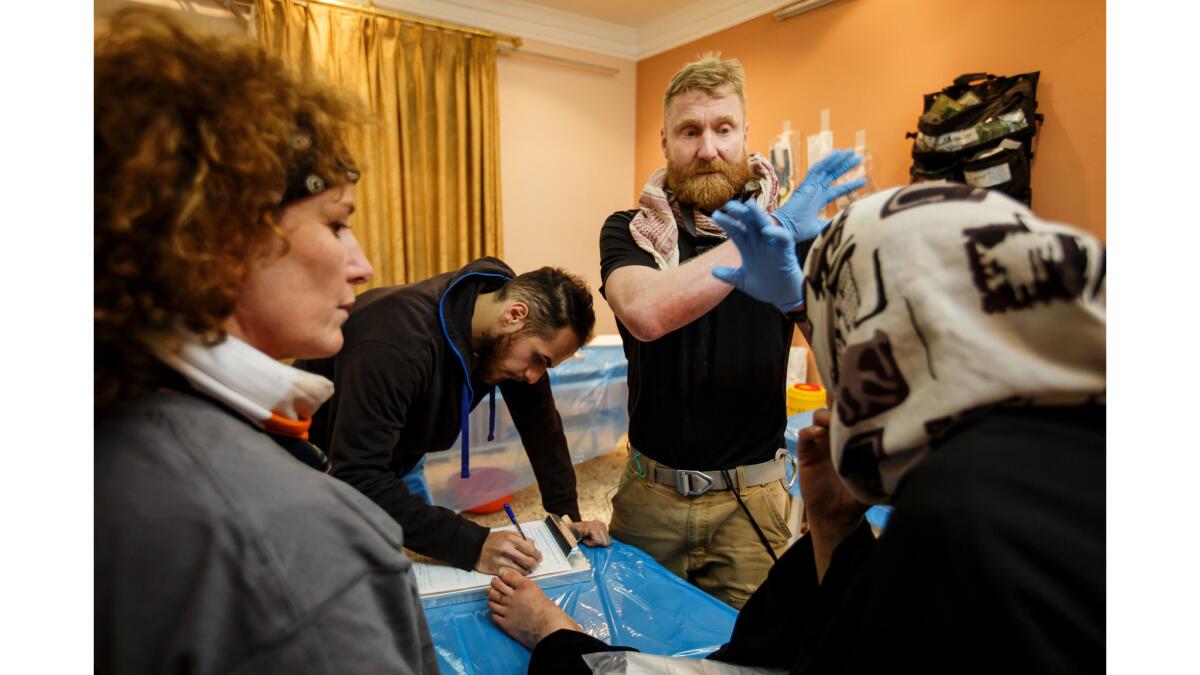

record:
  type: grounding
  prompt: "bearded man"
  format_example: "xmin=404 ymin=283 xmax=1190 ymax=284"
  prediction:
xmin=297 ymin=259 xmax=611 ymax=575
xmin=599 ymin=54 xmax=863 ymax=607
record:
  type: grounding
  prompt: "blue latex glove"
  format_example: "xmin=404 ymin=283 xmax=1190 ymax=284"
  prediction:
xmin=771 ymin=148 xmax=867 ymax=242
xmin=712 ymin=199 xmax=806 ymax=313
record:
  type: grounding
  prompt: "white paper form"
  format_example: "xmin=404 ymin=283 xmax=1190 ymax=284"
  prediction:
xmin=413 ymin=520 xmax=575 ymax=597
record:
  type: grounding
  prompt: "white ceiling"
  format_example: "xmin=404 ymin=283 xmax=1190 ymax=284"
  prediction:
xmin=377 ymin=0 xmax=800 ymax=60
xmin=507 ymin=0 xmax=700 ymax=28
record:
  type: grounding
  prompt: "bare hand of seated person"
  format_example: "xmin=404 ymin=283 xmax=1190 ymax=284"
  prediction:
xmin=488 ymin=568 xmax=582 ymax=649
xmin=476 ymin=531 xmax=543 ymax=575
xmin=798 ymin=409 xmax=869 ymax=582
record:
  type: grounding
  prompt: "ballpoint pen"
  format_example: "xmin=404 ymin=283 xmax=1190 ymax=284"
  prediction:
xmin=502 ymin=503 xmax=528 ymax=541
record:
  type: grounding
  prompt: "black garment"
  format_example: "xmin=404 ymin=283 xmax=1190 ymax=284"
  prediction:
xmin=528 ymin=406 xmax=1105 ymax=674
xmin=96 ymin=388 xmax=438 ymax=674
xmin=296 ymin=257 xmax=580 ymax=571
xmin=600 ymin=209 xmax=799 ymax=471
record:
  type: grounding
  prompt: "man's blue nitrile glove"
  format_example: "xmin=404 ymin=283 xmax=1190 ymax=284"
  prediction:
xmin=771 ymin=148 xmax=868 ymax=242
xmin=712 ymin=199 xmax=806 ymax=313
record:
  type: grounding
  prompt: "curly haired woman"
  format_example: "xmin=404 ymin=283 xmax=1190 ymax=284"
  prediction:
xmin=95 ymin=10 xmax=437 ymax=673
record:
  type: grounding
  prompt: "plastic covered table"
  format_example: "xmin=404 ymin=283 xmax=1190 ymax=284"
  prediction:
xmin=423 ymin=539 xmax=738 ymax=674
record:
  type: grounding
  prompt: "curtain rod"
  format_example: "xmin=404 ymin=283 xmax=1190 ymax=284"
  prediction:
xmin=497 ymin=45 xmax=619 ymax=77
xmin=232 ymin=0 xmax=523 ymax=47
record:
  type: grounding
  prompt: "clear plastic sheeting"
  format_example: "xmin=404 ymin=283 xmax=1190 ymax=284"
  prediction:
xmin=783 ymin=412 xmax=893 ymax=530
xmin=426 ymin=344 xmax=629 ymax=512
xmin=424 ymin=539 xmax=738 ymax=675
xmin=583 ymin=652 xmax=787 ymax=674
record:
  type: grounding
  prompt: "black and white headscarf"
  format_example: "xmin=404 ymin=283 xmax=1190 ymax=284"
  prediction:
xmin=805 ymin=183 xmax=1106 ymax=503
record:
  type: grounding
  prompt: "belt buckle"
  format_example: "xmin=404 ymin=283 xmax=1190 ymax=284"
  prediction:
xmin=675 ymin=470 xmax=715 ymax=497
xmin=776 ymin=448 xmax=798 ymax=491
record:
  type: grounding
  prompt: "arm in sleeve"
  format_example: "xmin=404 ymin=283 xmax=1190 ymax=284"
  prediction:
xmin=500 ymin=376 xmax=580 ymax=521
xmin=328 ymin=341 xmax=488 ymax=570
xmin=528 ymin=629 xmax=637 ymax=675
xmin=707 ymin=522 xmax=876 ymax=670
xmin=229 ymin=561 xmax=439 ymax=674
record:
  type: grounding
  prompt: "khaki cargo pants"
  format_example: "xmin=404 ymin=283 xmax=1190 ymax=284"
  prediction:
xmin=608 ymin=453 xmax=793 ymax=609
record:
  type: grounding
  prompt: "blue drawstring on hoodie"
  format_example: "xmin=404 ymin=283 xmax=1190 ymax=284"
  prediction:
xmin=460 ymin=383 xmax=471 ymax=478
xmin=458 ymin=381 xmax=496 ymax=475
xmin=458 ymin=385 xmax=498 ymax=478
xmin=488 ymin=388 xmax=497 ymax=441
xmin=440 ymin=270 xmax=513 ymax=479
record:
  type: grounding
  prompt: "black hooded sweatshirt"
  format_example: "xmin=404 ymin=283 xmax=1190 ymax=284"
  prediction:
xmin=297 ymin=257 xmax=580 ymax=570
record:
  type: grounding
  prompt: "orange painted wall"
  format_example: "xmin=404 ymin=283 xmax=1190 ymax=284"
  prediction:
xmin=634 ymin=0 xmax=1106 ymax=240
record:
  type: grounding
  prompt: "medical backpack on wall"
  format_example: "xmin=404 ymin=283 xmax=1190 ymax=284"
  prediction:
xmin=907 ymin=72 xmax=1044 ymax=205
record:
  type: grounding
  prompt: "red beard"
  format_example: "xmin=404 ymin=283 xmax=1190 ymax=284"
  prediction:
xmin=665 ymin=155 xmax=754 ymax=212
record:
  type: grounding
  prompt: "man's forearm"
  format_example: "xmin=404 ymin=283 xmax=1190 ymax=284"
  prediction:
xmin=526 ymin=434 xmax=581 ymax=521
xmin=335 ymin=460 xmax=489 ymax=569
xmin=607 ymin=239 xmax=741 ymax=341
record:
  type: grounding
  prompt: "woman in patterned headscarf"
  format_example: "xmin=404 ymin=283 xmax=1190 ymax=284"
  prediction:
xmin=710 ymin=182 xmax=1105 ymax=673
xmin=484 ymin=183 xmax=1104 ymax=674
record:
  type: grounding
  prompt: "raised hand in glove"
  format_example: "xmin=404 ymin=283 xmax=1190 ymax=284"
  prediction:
xmin=712 ymin=199 xmax=806 ymax=313
xmin=771 ymin=148 xmax=867 ymax=242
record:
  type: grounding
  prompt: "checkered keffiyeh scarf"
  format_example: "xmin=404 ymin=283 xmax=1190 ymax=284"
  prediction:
xmin=631 ymin=153 xmax=779 ymax=270
xmin=805 ymin=183 xmax=1106 ymax=503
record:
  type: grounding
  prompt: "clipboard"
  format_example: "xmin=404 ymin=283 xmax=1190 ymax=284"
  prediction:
xmin=414 ymin=515 xmax=592 ymax=609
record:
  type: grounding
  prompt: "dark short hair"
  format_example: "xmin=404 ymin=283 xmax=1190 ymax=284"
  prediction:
xmin=498 ymin=267 xmax=595 ymax=345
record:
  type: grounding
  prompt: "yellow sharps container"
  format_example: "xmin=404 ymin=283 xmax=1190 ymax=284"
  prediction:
xmin=786 ymin=383 xmax=826 ymax=416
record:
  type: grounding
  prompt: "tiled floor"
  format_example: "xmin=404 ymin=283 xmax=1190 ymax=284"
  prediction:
xmin=461 ymin=436 xmax=630 ymax=529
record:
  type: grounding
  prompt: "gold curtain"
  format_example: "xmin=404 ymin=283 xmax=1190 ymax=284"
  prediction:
xmin=255 ymin=0 xmax=503 ymax=287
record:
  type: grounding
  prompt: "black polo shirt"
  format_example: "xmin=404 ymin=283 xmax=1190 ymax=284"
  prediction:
xmin=600 ymin=207 xmax=802 ymax=471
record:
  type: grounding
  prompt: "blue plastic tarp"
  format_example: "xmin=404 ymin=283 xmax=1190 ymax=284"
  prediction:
xmin=424 ymin=539 xmax=738 ymax=674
